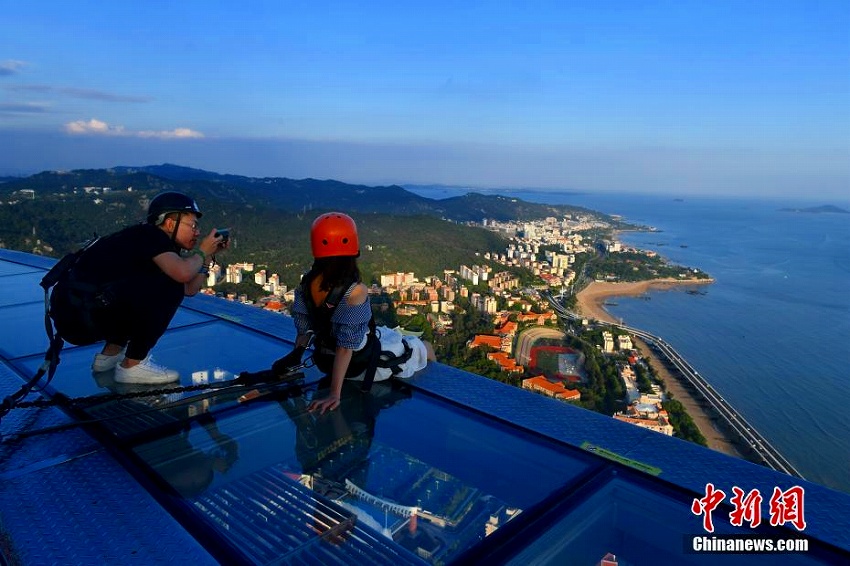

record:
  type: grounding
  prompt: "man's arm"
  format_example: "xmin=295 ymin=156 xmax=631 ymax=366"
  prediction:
xmin=153 ymin=228 xmax=225 ymax=291
xmin=153 ymin=251 xmax=206 ymax=284
xmin=184 ymin=270 xmax=207 ymax=296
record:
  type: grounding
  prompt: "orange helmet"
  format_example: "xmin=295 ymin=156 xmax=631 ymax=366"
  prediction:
xmin=310 ymin=212 xmax=359 ymax=258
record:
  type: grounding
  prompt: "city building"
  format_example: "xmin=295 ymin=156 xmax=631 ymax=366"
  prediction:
xmin=522 ymin=376 xmax=581 ymax=402
xmin=613 ymin=413 xmax=674 ymax=436
xmin=602 ymin=331 xmax=615 ymax=353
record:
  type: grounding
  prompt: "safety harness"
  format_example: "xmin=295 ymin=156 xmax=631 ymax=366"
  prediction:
xmin=301 ymin=270 xmax=413 ymax=392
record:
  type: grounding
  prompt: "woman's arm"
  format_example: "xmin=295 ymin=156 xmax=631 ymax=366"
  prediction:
xmin=309 ymin=345 xmax=352 ymax=414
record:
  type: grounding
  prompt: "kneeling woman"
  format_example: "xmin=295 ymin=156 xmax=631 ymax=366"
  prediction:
xmin=277 ymin=212 xmax=432 ymax=414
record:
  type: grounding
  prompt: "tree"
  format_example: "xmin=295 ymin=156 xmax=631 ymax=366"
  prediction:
xmin=370 ymin=293 xmax=398 ymax=328
xmin=663 ymin=399 xmax=707 ymax=446
xmin=634 ymin=362 xmax=654 ymax=394
xmin=399 ymin=313 xmax=434 ymax=342
xmin=214 ymin=280 xmax=266 ymax=302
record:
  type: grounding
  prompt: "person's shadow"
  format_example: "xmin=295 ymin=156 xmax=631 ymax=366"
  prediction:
xmin=146 ymin=406 xmax=239 ymax=498
xmin=89 ymin=372 xmax=240 ymax=498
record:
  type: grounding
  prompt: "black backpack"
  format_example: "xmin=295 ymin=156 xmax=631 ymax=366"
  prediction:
xmin=1 ymin=236 xmax=101 ymax=423
xmin=41 ymin=236 xmax=103 ymax=346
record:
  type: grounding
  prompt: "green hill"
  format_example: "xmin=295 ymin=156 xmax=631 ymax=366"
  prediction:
xmin=0 ymin=166 xmax=559 ymax=287
xmin=0 ymin=164 xmax=635 ymax=287
xmin=0 ymin=163 xmax=610 ymax=222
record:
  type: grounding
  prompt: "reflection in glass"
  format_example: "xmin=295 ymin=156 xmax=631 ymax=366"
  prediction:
xmin=124 ymin=377 xmax=591 ymax=564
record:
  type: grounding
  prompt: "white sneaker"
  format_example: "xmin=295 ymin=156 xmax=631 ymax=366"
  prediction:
xmin=114 ymin=357 xmax=179 ymax=385
xmin=92 ymin=347 xmax=127 ymax=372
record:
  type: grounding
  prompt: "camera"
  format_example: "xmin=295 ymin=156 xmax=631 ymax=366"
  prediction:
xmin=215 ymin=228 xmax=230 ymax=243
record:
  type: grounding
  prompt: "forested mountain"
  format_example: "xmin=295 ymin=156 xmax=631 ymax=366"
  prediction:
xmin=0 ymin=164 xmax=610 ymax=287
xmin=0 ymin=164 xmax=605 ymax=221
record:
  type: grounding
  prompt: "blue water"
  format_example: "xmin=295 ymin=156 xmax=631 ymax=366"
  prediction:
xmin=411 ymin=187 xmax=850 ymax=494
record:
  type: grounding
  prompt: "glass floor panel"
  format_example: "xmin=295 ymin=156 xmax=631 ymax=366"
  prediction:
xmin=86 ymin=378 xmax=596 ymax=565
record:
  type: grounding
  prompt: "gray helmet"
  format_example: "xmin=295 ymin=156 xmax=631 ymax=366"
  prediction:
xmin=146 ymin=192 xmax=202 ymax=225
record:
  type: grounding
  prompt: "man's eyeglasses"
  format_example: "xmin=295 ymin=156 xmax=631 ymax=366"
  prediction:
xmin=179 ymin=221 xmax=200 ymax=232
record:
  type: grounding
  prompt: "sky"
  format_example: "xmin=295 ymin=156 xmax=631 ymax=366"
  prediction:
xmin=1 ymin=1 xmax=848 ymax=199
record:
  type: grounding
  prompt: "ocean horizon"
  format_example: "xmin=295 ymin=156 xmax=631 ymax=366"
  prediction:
xmin=410 ymin=186 xmax=850 ymax=495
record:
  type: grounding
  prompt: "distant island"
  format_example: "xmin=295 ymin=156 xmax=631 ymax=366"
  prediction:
xmin=780 ymin=204 xmax=849 ymax=214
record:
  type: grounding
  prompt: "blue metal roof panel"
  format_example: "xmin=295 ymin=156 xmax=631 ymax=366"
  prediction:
xmin=0 ymin=272 xmax=44 ymax=307
xmin=0 ymin=361 xmax=98 ymax=476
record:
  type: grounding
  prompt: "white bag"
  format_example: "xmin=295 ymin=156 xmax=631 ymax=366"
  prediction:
xmin=349 ymin=326 xmax=429 ymax=382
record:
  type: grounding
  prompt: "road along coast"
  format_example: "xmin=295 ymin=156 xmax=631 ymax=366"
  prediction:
xmin=575 ymin=279 xmax=743 ymax=459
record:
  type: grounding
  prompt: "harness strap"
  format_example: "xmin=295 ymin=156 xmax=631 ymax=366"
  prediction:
xmin=360 ymin=333 xmax=382 ymax=393
xmin=303 ymin=270 xmax=357 ymax=351
xmin=2 ymin=277 xmax=68 ymax=424
xmin=381 ymin=340 xmax=414 ymax=374
xmin=359 ymin=331 xmax=415 ymax=392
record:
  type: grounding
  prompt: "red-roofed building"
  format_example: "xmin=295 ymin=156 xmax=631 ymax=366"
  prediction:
xmin=522 ymin=376 xmax=581 ymax=401
xmin=517 ymin=311 xmax=557 ymax=325
xmin=613 ymin=414 xmax=674 ymax=436
xmin=469 ymin=335 xmax=502 ymax=350
xmin=487 ymin=351 xmax=524 ymax=373
xmin=496 ymin=320 xmax=518 ymax=337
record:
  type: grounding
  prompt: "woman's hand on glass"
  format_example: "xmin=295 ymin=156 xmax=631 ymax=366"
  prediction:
xmin=308 ymin=394 xmax=340 ymax=414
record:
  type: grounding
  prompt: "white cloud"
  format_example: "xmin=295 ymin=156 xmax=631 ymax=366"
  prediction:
xmin=64 ymin=119 xmax=203 ymax=139
xmin=138 ymin=127 xmax=204 ymax=139
xmin=64 ymin=119 xmax=124 ymax=135
xmin=0 ymin=60 xmax=27 ymax=76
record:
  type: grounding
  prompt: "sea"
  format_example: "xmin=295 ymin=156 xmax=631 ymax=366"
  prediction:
xmin=408 ymin=186 xmax=850 ymax=495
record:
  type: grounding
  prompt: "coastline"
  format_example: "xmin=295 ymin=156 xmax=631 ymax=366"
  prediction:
xmin=575 ymin=278 xmax=743 ymax=459
xmin=575 ymin=278 xmax=714 ymax=323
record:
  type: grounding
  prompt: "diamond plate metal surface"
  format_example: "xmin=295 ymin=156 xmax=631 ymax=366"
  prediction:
xmin=0 ymin=449 xmax=216 ymax=565
xmin=1 ymin=362 xmax=100 ymax=474
xmin=1 ymin=330 xmax=217 ymax=564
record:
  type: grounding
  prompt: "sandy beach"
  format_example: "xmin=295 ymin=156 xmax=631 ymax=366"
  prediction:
xmin=575 ymin=279 xmax=743 ymax=458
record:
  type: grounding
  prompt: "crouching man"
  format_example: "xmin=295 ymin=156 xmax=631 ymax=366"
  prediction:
xmin=51 ymin=191 xmax=228 ymax=384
